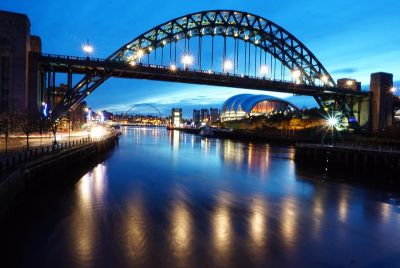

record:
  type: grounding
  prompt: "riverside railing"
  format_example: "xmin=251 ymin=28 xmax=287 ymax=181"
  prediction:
xmin=0 ymin=135 xmax=115 ymax=181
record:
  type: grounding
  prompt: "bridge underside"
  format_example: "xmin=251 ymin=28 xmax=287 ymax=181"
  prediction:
xmin=35 ymin=54 xmax=369 ymax=128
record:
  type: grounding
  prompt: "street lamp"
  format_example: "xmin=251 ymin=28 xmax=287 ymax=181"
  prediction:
xmin=223 ymin=60 xmax=233 ymax=73
xmin=291 ymin=69 xmax=301 ymax=84
xmin=82 ymin=42 xmax=94 ymax=58
xmin=136 ymin=49 xmax=144 ymax=63
xmin=170 ymin=64 xmax=177 ymax=71
xmin=324 ymin=113 xmax=341 ymax=145
xmin=181 ymin=54 xmax=194 ymax=69
xmin=260 ymin=65 xmax=268 ymax=77
xmin=321 ymin=75 xmax=329 ymax=85
xmin=327 ymin=116 xmax=339 ymax=128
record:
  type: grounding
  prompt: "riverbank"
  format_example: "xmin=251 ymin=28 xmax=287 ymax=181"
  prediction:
xmin=295 ymin=143 xmax=400 ymax=190
xmin=0 ymin=135 xmax=118 ymax=219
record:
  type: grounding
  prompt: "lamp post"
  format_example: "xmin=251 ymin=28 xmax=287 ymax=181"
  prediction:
xmin=324 ymin=114 xmax=340 ymax=145
xmin=181 ymin=54 xmax=193 ymax=70
xmin=82 ymin=42 xmax=94 ymax=59
xmin=260 ymin=65 xmax=268 ymax=78
xmin=223 ymin=60 xmax=233 ymax=73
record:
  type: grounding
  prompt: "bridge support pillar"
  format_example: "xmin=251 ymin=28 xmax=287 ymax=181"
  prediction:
xmin=370 ymin=72 xmax=393 ymax=133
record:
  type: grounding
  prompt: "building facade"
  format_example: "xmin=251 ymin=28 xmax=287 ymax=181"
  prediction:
xmin=0 ymin=10 xmax=42 ymax=115
xmin=171 ymin=108 xmax=182 ymax=127
xmin=370 ymin=72 xmax=394 ymax=133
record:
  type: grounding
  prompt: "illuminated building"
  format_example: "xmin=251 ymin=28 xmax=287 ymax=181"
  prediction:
xmin=220 ymin=94 xmax=298 ymax=122
xmin=171 ymin=108 xmax=182 ymax=127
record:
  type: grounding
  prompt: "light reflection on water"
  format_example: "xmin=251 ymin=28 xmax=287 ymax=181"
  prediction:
xmin=71 ymin=163 xmax=107 ymax=265
xmin=212 ymin=192 xmax=233 ymax=261
xmin=4 ymin=126 xmax=400 ymax=267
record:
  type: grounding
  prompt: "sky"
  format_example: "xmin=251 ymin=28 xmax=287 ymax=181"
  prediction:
xmin=2 ymin=0 xmax=400 ymax=117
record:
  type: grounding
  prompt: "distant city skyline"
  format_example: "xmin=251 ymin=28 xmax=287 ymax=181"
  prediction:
xmin=2 ymin=0 xmax=399 ymax=116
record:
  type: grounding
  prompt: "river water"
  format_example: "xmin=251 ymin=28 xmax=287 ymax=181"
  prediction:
xmin=2 ymin=126 xmax=400 ymax=267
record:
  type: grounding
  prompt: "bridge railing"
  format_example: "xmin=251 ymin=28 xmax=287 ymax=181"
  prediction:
xmin=38 ymin=53 xmax=325 ymax=88
xmin=40 ymin=53 xmax=110 ymax=63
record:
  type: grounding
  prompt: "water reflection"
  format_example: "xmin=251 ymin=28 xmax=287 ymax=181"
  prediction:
xmin=222 ymin=140 xmax=244 ymax=165
xmin=169 ymin=198 xmax=193 ymax=261
xmin=338 ymin=189 xmax=349 ymax=222
xmin=6 ymin=127 xmax=400 ymax=267
xmin=249 ymin=197 xmax=267 ymax=254
xmin=281 ymin=198 xmax=298 ymax=251
xmin=70 ymin=163 xmax=107 ymax=265
xmin=212 ymin=192 xmax=233 ymax=261
xmin=124 ymin=190 xmax=148 ymax=265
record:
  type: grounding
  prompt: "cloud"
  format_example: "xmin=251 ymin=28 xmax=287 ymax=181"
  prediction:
xmin=331 ymin=67 xmax=359 ymax=75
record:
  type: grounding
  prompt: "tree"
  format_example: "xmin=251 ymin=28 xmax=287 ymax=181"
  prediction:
xmin=15 ymin=110 xmax=39 ymax=150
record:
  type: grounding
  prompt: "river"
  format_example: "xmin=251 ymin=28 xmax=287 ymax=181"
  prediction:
xmin=1 ymin=126 xmax=400 ymax=267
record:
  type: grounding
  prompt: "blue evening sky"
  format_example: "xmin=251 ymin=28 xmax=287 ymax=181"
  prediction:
xmin=2 ymin=0 xmax=400 ymax=116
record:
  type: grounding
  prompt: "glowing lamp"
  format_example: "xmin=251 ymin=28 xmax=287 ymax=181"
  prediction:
xmin=136 ymin=49 xmax=144 ymax=59
xmin=291 ymin=70 xmax=301 ymax=79
xmin=170 ymin=64 xmax=177 ymax=71
xmin=321 ymin=75 xmax=329 ymax=84
xmin=181 ymin=54 xmax=194 ymax=67
xmin=260 ymin=65 xmax=268 ymax=75
xmin=327 ymin=117 xmax=338 ymax=128
xmin=223 ymin=60 xmax=233 ymax=72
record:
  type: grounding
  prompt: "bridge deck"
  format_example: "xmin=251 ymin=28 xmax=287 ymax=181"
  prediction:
xmin=34 ymin=53 xmax=368 ymax=97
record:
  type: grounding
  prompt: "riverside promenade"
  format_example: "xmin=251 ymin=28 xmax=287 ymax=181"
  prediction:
xmin=0 ymin=133 xmax=119 ymax=219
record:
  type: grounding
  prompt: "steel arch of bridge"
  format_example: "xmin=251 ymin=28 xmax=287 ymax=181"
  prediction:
xmin=45 ymin=10 xmax=364 ymax=124
xmin=110 ymin=10 xmax=335 ymax=86
xmin=124 ymin=103 xmax=165 ymax=118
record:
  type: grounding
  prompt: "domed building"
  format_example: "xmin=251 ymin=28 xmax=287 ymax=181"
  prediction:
xmin=220 ymin=94 xmax=298 ymax=122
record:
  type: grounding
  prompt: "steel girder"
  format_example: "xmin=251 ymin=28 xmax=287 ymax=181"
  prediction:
xmin=314 ymin=94 xmax=368 ymax=130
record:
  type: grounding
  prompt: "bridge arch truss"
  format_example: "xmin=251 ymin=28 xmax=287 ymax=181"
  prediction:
xmin=110 ymin=10 xmax=335 ymax=87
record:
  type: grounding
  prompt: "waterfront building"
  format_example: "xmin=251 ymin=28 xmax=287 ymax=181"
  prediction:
xmin=201 ymin=109 xmax=210 ymax=123
xmin=0 ymin=10 xmax=42 ymax=114
xmin=171 ymin=108 xmax=182 ymax=127
xmin=220 ymin=94 xmax=298 ymax=122
xmin=193 ymin=109 xmax=201 ymax=123
xmin=210 ymin=108 xmax=220 ymax=123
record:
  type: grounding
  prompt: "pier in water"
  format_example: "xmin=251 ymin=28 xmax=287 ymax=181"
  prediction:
xmin=1 ymin=126 xmax=400 ymax=267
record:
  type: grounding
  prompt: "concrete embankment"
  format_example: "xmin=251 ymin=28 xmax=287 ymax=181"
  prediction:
xmin=295 ymin=144 xmax=400 ymax=188
xmin=0 ymin=135 xmax=118 ymax=219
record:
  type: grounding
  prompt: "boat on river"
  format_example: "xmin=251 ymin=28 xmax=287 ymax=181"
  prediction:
xmin=199 ymin=126 xmax=232 ymax=137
